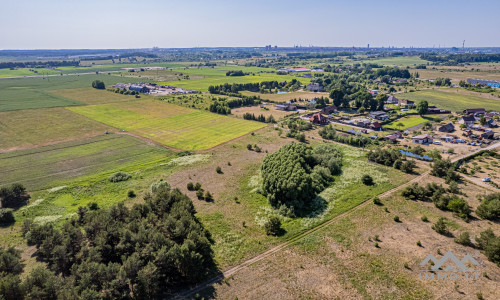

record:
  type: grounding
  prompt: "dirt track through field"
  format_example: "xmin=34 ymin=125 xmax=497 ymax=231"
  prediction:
xmin=170 ymin=141 xmax=500 ymax=299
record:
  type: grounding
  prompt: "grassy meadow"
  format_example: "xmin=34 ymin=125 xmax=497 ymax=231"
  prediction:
xmin=384 ymin=115 xmax=434 ymax=130
xmin=398 ymin=89 xmax=500 ymax=112
xmin=68 ymin=99 xmax=267 ymax=150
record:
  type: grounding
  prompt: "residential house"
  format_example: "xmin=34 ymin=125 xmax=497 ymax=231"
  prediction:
xmin=347 ymin=129 xmax=361 ymax=135
xmin=369 ymin=111 xmax=390 ymax=121
xmin=354 ymin=119 xmax=371 ymax=128
xmin=383 ymin=134 xmax=399 ymax=142
xmin=321 ymin=105 xmax=337 ymax=115
xmin=412 ymin=134 xmax=433 ymax=144
xmin=309 ymin=113 xmax=328 ymax=125
xmin=438 ymin=123 xmax=455 ymax=133
xmin=368 ymin=90 xmax=379 ymax=96
xmin=370 ymin=121 xmax=382 ymax=130
xmin=307 ymin=83 xmax=323 ymax=92
xmin=386 ymin=95 xmax=399 ymax=104
xmin=463 ymin=108 xmax=486 ymax=115
xmin=459 ymin=115 xmax=475 ymax=126
xmin=398 ymin=99 xmax=415 ymax=107
xmin=275 ymin=104 xmax=297 ymax=111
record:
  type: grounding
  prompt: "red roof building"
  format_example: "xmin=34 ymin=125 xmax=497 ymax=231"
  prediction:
xmin=309 ymin=113 xmax=328 ymax=125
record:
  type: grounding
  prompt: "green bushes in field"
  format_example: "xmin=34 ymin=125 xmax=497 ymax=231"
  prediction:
xmin=476 ymin=193 xmax=500 ymax=221
xmin=108 ymin=172 xmax=131 ymax=183
xmin=0 ymin=183 xmax=30 ymax=209
xmin=91 ymin=80 xmax=105 ymax=89
xmin=0 ymin=208 xmax=15 ymax=225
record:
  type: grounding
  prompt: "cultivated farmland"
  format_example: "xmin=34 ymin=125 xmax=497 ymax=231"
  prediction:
xmin=398 ymin=89 xmax=500 ymax=112
xmin=0 ymin=74 xmax=141 ymax=111
xmin=68 ymin=99 xmax=267 ymax=150
xmin=0 ymin=107 xmax=112 ymax=152
xmin=0 ymin=134 xmax=173 ymax=191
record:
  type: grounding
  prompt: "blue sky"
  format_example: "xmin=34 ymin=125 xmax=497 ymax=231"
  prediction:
xmin=1 ymin=0 xmax=500 ymax=49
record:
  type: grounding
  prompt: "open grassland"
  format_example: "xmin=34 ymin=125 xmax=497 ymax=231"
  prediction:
xmin=240 ymin=90 xmax=328 ymax=102
xmin=49 ymin=87 xmax=143 ymax=105
xmin=165 ymin=131 xmax=415 ymax=269
xmin=0 ymin=107 xmax=112 ymax=152
xmin=384 ymin=115 xmax=435 ymax=130
xmin=0 ymin=134 xmax=173 ymax=191
xmin=0 ymin=74 xmax=141 ymax=111
xmin=410 ymin=68 xmax=500 ymax=83
xmin=68 ymin=100 xmax=267 ymax=150
xmin=0 ymin=68 xmax=60 ymax=77
xmin=205 ymin=174 xmax=500 ymax=299
xmin=357 ymin=56 xmax=429 ymax=67
xmin=398 ymin=89 xmax=500 ymax=112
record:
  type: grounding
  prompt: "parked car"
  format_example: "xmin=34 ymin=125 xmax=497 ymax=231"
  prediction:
xmin=433 ymin=141 xmax=441 ymax=145
xmin=483 ymin=178 xmax=491 ymax=182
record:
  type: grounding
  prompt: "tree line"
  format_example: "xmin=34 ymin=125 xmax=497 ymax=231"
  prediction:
xmin=0 ymin=60 xmax=80 ymax=69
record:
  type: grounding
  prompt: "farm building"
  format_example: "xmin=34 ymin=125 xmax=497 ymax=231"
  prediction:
xmin=412 ymin=134 xmax=433 ymax=144
xmin=459 ymin=115 xmax=475 ymax=126
xmin=309 ymin=113 xmax=328 ymax=125
xmin=129 ymin=85 xmax=150 ymax=93
xmin=467 ymin=78 xmax=500 ymax=89
xmin=463 ymin=108 xmax=486 ymax=115
xmin=369 ymin=111 xmax=390 ymax=121
xmin=307 ymin=83 xmax=323 ymax=92
xmin=428 ymin=106 xmax=451 ymax=114
xmin=275 ymin=104 xmax=297 ymax=111
xmin=321 ymin=105 xmax=337 ymax=115
xmin=438 ymin=123 xmax=455 ymax=133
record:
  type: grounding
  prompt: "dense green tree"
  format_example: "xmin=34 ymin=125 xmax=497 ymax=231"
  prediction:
xmin=329 ymin=89 xmax=344 ymax=107
xmin=261 ymin=143 xmax=342 ymax=213
xmin=416 ymin=100 xmax=429 ymax=116
xmin=91 ymin=80 xmax=105 ymax=89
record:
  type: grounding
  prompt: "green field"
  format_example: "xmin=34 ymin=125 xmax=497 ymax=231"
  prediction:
xmin=68 ymin=100 xmax=267 ymax=150
xmin=384 ymin=115 xmax=434 ymax=129
xmin=0 ymin=134 xmax=173 ymax=191
xmin=0 ymin=74 xmax=142 ymax=111
xmin=0 ymin=68 xmax=61 ymax=77
xmin=0 ymin=107 xmax=112 ymax=151
xmin=398 ymin=89 xmax=500 ymax=112
xmin=158 ymin=67 xmax=310 ymax=92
